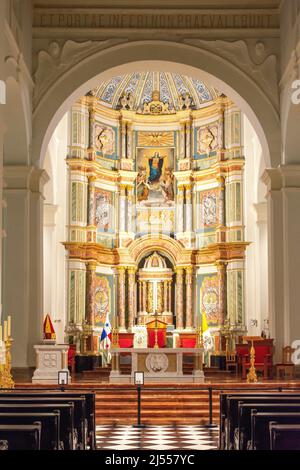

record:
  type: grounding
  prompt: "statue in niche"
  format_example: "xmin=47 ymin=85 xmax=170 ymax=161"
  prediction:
xmin=160 ymin=167 xmax=174 ymax=203
xmin=136 ymin=166 xmax=150 ymax=202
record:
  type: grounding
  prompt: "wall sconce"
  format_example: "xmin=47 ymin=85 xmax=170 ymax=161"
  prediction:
xmin=250 ymin=319 xmax=258 ymax=327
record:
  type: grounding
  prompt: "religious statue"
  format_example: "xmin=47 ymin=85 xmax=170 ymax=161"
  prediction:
xmin=136 ymin=166 xmax=150 ymax=202
xmin=139 ymin=90 xmax=175 ymax=115
xmin=160 ymin=168 xmax=174 ymax=202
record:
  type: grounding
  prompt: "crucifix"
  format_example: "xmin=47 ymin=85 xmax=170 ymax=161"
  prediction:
xmin=153 ymin=309 xmax=160 ymax=349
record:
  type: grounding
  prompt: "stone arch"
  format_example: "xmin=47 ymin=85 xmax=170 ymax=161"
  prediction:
xmin=33 ymin=40 xmax=281 ymax=170
xmin=127 ymin=235 xmax=192 ymax=267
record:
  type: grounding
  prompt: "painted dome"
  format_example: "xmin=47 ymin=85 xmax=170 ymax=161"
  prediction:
xmin=143 ymin=252 xmax=168 ymax=270
xmin=90 ymin=72 xmax=220 ymax=111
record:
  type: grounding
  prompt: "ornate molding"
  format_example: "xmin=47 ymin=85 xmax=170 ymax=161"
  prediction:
xmin=184 ymin=38 xmax=279 ymax=112
xmin=33 ymin=38 xmax=124 ymax=109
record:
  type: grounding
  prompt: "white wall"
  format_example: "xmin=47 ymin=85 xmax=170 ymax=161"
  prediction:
xmin=43 ymin=113 xmax=69 ymax=344
xmin=243 ymin=114 xmax=268 ymax=337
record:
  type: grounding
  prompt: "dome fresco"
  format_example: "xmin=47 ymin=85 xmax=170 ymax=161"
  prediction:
xmin=90 ymin=72 xmax=220 ymax=111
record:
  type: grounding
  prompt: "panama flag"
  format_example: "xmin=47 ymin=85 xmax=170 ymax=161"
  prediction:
xmin=100 ymin=315 xmax=112 ymax=349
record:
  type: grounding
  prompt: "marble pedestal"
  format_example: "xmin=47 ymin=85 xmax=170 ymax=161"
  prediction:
xmin=32 ymin=344 xmax=71 ymax=384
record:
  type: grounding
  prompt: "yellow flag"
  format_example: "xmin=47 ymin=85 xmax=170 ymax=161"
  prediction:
xmin=201 ymin=312 xmax=208 ymax=332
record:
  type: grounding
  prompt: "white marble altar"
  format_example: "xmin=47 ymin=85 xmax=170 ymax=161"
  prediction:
xmin=32 ymin=344 xmax=71 ymax=384
xmin=109 ymin=347 xmax=205 ymax=383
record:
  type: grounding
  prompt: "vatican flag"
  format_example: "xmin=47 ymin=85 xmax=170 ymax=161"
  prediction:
xmin=201 ymin=312 xmax=209 ymax=333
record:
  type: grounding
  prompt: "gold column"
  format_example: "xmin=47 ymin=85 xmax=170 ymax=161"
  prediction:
xmin=163 ymin=280 xmax=168 ymax=313
xmin=176 ymin=268 xmax=184 ymax=329
xmin=142 ymin=281 xmax=147 ymax=312
xmin=168 ymin=280 xmax=172 ymax=313
xmin=147 ymin=281 xmax=153 ymax=313
xmin=128 ymin=268 xmax=136 ymax=329
xmin=86 ymin=261 xmax=97 ymax=326
xmin=185 ymin=267 xmax=193 ymax=329
xmin=216 ymin=261 xmax=227 ymax=326
xmin=138 ymin=280 xmax=142 ymax=314
xmin=157 ymin=282 xmax=163 ymax=313
xmin=118 ymin=267 xmax=126 ymax=330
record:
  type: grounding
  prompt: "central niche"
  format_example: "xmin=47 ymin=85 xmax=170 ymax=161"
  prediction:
xmin=137 ymin=252 xmax=174 ymax=326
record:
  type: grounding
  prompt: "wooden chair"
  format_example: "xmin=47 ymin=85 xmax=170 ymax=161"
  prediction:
xmin=275 ymin=346 xmax=295 ymax=379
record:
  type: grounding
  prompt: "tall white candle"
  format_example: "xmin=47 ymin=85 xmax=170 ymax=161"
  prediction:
xmin=7 ymin=316 xmax=11 ymax=337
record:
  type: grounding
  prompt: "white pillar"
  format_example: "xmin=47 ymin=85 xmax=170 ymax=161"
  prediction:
xmin=3 ymin=166 xmax=49 ymax=367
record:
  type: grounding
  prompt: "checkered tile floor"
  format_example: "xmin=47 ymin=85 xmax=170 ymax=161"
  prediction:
xmin=96 ymin=425 xmax=219 ymax=450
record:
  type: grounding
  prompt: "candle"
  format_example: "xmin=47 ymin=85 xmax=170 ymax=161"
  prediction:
xmin=7 ymin=316 xmax=11 ymax=337
xmin=4 ymin=321 xmax=7 ymax=342
xmin=0 ymin=325 xmax=2 ymax=342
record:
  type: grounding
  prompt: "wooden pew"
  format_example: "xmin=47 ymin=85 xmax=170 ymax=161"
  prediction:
xmin=238 ymin=403 xmax=300 ymax=450
xmin=11 ymin=391 xmax=96 ymax=450
xmin=0 ymin=412 xmax=60 ymax=450
xmin=0 ymin=423 xmax=41 ymax=450
xmin=270 ymin=423 xmax=300 ymax=450
xmin=223 ymin=394 xmax=300 ymax=450
xmin=0 ymin=396 xmax=86 ymax=449
xmin=251 ymin=412 xmax=300 ymax=450
xmin=0 ymin=403 xmax=74 ymax=450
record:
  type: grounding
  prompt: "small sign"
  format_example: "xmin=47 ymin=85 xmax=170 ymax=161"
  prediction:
xmin=134 ymin=371 xmax=144 ymax=385
xmin=58 ymin=370 xmax=69 ymax=385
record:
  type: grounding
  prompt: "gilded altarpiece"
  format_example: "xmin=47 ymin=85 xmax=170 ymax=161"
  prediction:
xmin=65 ymin=90 xmax=248 ymax=354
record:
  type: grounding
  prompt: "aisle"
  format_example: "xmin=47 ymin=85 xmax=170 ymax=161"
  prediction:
xmin=96 ymin=424 xmax=219 ymax=450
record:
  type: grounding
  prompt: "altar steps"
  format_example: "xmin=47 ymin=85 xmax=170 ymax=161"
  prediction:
xmin=95 ymin=390 xmax=220 ymax=425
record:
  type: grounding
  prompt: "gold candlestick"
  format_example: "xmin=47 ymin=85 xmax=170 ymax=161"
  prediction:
xmin=0 ymin=336 xmax=15 ymax=389
xmin=247 ymin=340 xmax=258 ymax=383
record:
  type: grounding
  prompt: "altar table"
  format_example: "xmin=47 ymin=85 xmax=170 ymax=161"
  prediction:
xmin=109 ymin=347 xmax=205 ymax=383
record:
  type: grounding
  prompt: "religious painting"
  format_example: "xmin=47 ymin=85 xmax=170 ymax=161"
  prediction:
xmin=94 ymin=275 xmax=111 ymax=327
xmin=94 ymin=188 xmax=114 ymax=232
xmin=200 ymin=190 xmax=218 ymax=227
xmin=200 ymin=275 xmax=220 ymax=327
xmin=136 ymin=147 xmax=175 ymax=207
xmin=94 ymin=123 xmax=116 ymax=157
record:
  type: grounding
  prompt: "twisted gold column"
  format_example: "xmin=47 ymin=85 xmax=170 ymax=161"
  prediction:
xmin=118 ymin=267 xmax=126 ymax=330
xmin=176 ymin=268 xmax=184 ymax=329
xmin=185 ymin=267 xmax=193 ymax=328
xmin=128 ymin=268 xmax=136 ymax=329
